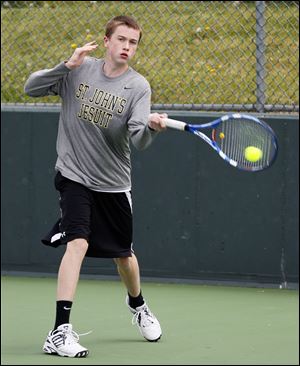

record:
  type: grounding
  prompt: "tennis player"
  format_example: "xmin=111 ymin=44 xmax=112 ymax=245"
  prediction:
xmin=24 ymin=15 xmax=166 ymax=358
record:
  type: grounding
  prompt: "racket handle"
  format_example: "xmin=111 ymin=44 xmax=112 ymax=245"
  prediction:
xmin=163 ymin=118 xmax=186 ymax=131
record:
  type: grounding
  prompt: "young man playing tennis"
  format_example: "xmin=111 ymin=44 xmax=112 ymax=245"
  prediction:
xmin=24 ymin=15 xmax=166 ymax=358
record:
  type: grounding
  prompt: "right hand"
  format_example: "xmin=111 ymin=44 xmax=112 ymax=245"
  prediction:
xmin=65 ymin=41 xmax=98 ymax=69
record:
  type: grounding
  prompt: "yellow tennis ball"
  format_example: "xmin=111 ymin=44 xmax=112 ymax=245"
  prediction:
xmin=219 ymin=132 xmax=225 ymax=139
xmin=244 ymin=146 xmax=263 ymax=162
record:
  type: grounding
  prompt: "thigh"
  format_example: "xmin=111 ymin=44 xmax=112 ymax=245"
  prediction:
xmin=86 ymin=191 xmax=133 ymax=258
xmin=55 ymin=171 xmax=93 ymax=244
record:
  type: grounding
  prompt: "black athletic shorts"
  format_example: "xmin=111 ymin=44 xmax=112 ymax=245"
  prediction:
xmin=41 ymin=171 xmax=133 ymax=258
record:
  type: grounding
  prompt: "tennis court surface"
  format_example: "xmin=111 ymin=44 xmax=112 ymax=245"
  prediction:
xmin=1 ymin=275 xmax=298 ymax=365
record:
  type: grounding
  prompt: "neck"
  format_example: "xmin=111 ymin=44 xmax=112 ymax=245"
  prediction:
xmin=102 ymin=60 xmax=128 ymax=78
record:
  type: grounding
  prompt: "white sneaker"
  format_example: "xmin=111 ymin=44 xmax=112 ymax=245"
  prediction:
xmin=43 ymin=323 xmax=89 ymax=358
xmin=126 ymin=296 xmax=162 ymax=342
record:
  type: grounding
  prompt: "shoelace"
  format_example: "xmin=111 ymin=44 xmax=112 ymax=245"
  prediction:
xmin=132 ymin=307 xmax=155 ymax=327
xmin=61 ymin=329 xmax=93 ymax=344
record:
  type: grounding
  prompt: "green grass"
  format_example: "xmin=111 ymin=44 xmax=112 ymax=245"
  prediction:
xmin=1 ymin=1 xmax=299 ymax=107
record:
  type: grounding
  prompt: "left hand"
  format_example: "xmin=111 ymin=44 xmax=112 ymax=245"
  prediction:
xmin=148 ymin=113 xmax=168 ymax=132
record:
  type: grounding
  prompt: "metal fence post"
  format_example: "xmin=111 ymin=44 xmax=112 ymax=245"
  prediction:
xmin=256 ymin=1 xmax=266 ymax=113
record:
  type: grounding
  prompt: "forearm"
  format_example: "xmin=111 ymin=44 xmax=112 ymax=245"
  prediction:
xmin=129 ymin=112 xmax=167 ymax=150
xmin=130 ymin=124 xmax=158 ymax=150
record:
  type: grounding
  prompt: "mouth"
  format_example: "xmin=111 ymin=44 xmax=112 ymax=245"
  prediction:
xmin=120 ymin=53 xmax=128 ymax=59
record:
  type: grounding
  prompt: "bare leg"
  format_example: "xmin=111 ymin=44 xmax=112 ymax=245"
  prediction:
xmin=114 ymin=253 xmax=141 ymax=297
xmin=57 ymin=238 xmax=88 ymax=300
xmin=114 ymin=253 xmax=162 ymax=341
xmin=43 ymin=238 xmax=89 ymax=357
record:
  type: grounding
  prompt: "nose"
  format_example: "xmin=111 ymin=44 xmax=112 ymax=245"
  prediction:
xmin=123 ymin=41 xmax=130 ymax=51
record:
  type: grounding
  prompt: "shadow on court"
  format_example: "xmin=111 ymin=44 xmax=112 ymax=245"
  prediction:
xmin=1 ymin=276 xmax=299 ymax=365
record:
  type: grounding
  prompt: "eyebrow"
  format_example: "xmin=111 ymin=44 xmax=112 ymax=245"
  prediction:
xmin=116 ymin=34 xmax=139 ymax=43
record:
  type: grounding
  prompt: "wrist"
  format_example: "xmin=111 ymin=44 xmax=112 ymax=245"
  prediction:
xmin=148 ymin=124 xmax=155 ymax=132
xmin=64 ymin=60 xmax=77 ymax=70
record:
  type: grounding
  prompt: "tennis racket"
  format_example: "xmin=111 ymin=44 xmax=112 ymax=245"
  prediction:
xmin=163 ymin=113 xmax=278 ymax=172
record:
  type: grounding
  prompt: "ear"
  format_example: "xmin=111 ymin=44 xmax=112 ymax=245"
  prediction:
xmin=103 ymin=36 xmax=109 ymax=48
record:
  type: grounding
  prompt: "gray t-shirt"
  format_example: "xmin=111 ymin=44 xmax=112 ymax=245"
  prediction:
xmin=24 ymin=57 xmax=157 ymax=192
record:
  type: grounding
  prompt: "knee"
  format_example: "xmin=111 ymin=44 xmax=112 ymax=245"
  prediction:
xmin=114 ymin=257 xmax=131 ymax=269
xmin=66 ymin=238 xmax=88 ymax=257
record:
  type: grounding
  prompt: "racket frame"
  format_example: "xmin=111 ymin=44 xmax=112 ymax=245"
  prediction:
xmin=163 ymin=114 xmax=278 ymax=171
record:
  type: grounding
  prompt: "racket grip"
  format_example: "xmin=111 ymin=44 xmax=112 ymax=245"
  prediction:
xmin=164 ymin=118 xmax=186 ymax=131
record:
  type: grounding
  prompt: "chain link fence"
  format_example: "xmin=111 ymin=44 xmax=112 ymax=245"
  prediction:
xmin=1 ymin=1 xmax=299 ymax=113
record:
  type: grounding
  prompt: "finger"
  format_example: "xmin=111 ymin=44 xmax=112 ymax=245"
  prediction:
xmin=85 ymin=43 xmax=98 ymax=49
xmin=160 ymin=121 xmax=167 ymax=128
xmin=81 ymin=42 xmax=98 ymax=51
xmin=85 ymin=40 xmax=98 ymax=46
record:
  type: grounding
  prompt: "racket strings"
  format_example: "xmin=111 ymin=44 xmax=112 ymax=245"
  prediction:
xmin=214 ymin=118 xmax=276 ymax=170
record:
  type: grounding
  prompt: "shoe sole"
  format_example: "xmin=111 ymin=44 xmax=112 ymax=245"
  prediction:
xmin=43 ymin=344 xmax=88 ymax=358
xmin=44 ymin=349 xmax=89 ymax=358
xmin=145 ymin=335 xmax=162 ymax=342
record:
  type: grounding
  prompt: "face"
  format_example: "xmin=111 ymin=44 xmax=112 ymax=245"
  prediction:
xmin=104 ymin=25 xmax=140 ymax=66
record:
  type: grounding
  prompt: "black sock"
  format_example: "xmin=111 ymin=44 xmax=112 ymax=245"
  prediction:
xmin=128 ymin=291 xmax=144 ymax=309
xmin=54 ymin=300 xmax=73 ymax=330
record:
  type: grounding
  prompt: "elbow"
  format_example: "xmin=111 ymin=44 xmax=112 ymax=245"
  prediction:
xmin=130 ymin=128 xmax=154 ymax=151
xmin=24 ymin=84 xmax=46 ymax=97
xmin=132 ymin=139 xmax=151 ymax=151
xmin=24 ymin=74 xmax=44 ymax=97
xmin=24 ymin=82 xmax=36 ymax=97
xmin=24 ymin=88 xmax=35 ymax=97
xmin=134 ymin=144 xmax=147 ymax=151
